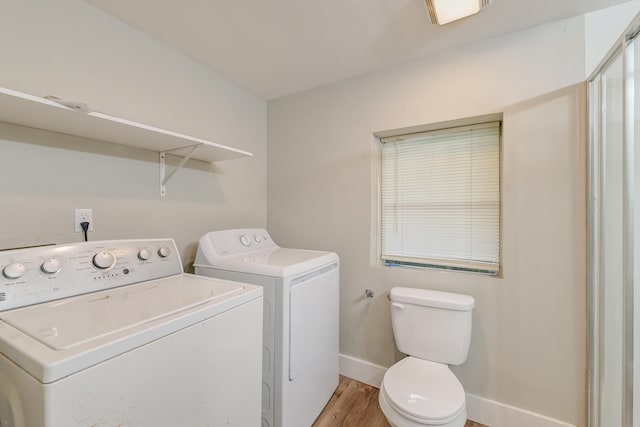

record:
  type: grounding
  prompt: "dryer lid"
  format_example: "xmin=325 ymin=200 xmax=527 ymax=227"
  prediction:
xmin=382 ymin=357 xmax=466 ymax=423
xmin=196 ymin=247 xmax=338 ymax=278
xmin=194 ymin=229 xmax=339 ymax=278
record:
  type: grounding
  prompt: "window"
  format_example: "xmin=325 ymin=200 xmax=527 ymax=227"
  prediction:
xmin=379 ymin=119 xmax=501 ymax=275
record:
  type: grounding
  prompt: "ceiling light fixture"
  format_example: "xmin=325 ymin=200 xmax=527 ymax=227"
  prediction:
xmin=425 ymin=0 xmax=493 ymax=25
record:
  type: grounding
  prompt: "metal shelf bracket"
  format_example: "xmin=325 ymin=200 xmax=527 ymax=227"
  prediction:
xmin=159 ymin=144 xmax=201 ymax=197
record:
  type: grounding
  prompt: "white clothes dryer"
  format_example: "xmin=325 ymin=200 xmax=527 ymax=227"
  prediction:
xmin=194 ymin=229 xmax=339 ymax=427
xmin=0 ymin=239 xmax=263 ymax=427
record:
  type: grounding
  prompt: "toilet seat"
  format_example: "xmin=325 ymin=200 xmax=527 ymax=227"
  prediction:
xmin=381 ymin=357 xmax=466 ymax=425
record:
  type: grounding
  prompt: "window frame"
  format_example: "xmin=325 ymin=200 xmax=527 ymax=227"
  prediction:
xmin=374 ymin=113 xmax=503 ymax=277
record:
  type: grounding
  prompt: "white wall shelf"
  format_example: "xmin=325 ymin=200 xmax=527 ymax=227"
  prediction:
xmin=0 ymin=87 xmax=253 ymax=195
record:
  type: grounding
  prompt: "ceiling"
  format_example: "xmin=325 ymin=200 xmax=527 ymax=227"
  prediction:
xmin=86 ymin=0 xmax=629 ymax=100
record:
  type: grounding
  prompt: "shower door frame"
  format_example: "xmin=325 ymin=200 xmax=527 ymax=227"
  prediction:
xmin=588 ymin=15 xmax=640 ymax=427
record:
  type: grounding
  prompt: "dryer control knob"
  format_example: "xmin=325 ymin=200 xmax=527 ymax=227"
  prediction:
xmin=138 ymin=248 xmax=151 ymax=261
xmin=254 ymin=235 xmax=262 ymax=243
xmin=239 ymin=235 xmax=252 ymax=247
xmin=158 ymin=246 xmax=171 ymax=258
xmin=93 ymin=251 xmax=116 ymax=269
xmin=3 ymin=262 xmax=26 ymax=279
xmin=41 ymin=258 xmax=62 ymax=274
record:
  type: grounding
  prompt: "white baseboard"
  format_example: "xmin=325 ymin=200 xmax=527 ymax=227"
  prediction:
xmin=465 ymin=394 xmax=576 ymax=427
xmin=339 ymin=353 xmax=386 ymax=387
xmin=338 ymin=353 xmax=576 ymax=427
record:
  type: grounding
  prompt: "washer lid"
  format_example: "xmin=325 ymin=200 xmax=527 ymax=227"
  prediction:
xmin=0 ymin=274 xmax=262 ymax=383
xmin=1 ymin=276 xmax=244 ymax=351
xmin=382 ymin=357 xmax=466 ymax=423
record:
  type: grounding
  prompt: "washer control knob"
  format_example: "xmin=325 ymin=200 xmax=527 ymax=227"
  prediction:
xmin=92 ymin=251 xmax=116 ymax=269
xmin=3 ymin=262 xmax=26 ymax=279
xmin=255 ymin=235 xmax=262 ymax=243
xmin=239 ymin=235 xmax=252 ymax=247
xmin=138 ymin=248 xmax=151 ymax=261
xmin=158 ymin=246 xmax=171 ymax=258
xmin=41 ymin=258 xmax=62 ymax=274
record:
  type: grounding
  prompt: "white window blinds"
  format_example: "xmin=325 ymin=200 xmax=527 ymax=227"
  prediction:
xmin=380 ymin=121 xmax=501 ymax=274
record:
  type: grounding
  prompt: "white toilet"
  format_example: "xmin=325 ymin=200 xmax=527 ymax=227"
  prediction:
xmin=379 ymin=287 xmax=475 ymax=427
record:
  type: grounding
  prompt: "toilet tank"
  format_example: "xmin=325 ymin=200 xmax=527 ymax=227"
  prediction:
xmin=390 ymin=287 xmax=474 ymax=365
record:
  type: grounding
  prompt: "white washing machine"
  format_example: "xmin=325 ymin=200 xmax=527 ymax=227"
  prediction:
xmin=194 ymin=229 xmax=339 ymax=427
xmin=0 ymin=238 xmax=263 ymax=427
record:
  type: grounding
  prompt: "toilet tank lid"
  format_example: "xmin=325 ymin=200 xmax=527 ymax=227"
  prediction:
xmin=390 ymin=287 xmax=475 ymax=311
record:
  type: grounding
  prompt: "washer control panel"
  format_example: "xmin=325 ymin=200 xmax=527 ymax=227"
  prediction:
xmin=0 ymin=239 xmax=182 ymax=311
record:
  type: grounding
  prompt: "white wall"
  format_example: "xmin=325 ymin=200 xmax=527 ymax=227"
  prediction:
xmin=0 ymin=0 xmax=267 ymax=268
xmin=5 ymin=1 xmax=628 ymax=425
xmin=268 ymin=17 xmax=587 ymax=426
xmin=585 ymin=0 xmax=640 ymax=78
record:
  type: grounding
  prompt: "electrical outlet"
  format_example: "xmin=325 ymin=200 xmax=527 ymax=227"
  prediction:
xmin=74 ymin=208 xmax=94 ymax=233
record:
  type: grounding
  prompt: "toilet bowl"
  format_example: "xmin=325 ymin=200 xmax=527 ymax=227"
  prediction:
xmin=378 ymin=287 xmax=474 ymax=427
xmin=378 ymin=357 xmax=466 ymax=427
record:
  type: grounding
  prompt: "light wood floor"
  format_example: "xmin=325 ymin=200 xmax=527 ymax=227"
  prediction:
xmin=313 ymin=376 xmax=488 ymax=427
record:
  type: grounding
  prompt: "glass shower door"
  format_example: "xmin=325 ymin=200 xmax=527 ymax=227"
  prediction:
xmin=589 ymin=24 xmax=640 ymax=427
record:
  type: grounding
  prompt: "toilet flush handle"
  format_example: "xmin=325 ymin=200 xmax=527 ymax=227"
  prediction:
xmin=391 ymin=302 xmax=405 ymax=310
